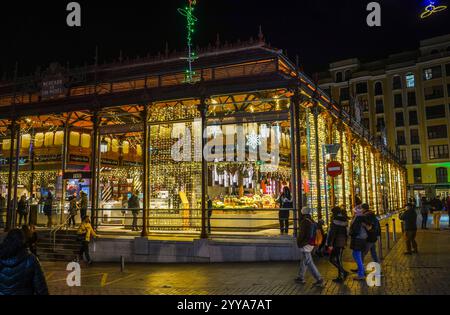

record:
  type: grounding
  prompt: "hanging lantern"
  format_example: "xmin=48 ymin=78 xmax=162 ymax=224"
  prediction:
xmin=100 ymin=139 xmax=108 ymax=153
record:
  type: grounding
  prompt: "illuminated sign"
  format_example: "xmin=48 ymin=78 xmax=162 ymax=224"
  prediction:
xmin=420 ymin=0 xmax=447 ymax=19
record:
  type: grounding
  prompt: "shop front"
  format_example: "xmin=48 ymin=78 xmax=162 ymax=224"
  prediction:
xmin=0 ymin=41 xmax=408 ymax=238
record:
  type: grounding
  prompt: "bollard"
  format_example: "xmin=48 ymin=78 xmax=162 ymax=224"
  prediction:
xmin=120 ymin=256 xmax=125 ymax=272
xmin=378 ymin=236 xmax=383 ymax=261
xmin=385 ymin=223 xmax=390 ymax=250
xmin=392 ymin=219 xmax=397 ymax=242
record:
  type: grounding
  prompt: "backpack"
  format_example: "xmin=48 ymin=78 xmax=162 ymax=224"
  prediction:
xmin=307 ymin=218 xmax=323 ymax=246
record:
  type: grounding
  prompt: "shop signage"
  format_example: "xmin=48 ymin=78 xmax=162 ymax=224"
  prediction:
xmin=40 ymin=63 xmax=67 ymax=100
xmin=35 ymin=154 xmax=62 ymax=163
xmin=101 ymin=158 xmax=119 ymax=166
xmin=69 ymin=155 xmax=90 ymax=163
xmin=326 ymin=161 xmax=343 ymax=177
xmin=63 ymin=171 xmax=92 ymax=180
xmin=122 ymin=160 xmax=143 ymax=167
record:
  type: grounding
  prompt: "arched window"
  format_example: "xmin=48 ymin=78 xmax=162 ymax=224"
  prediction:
xmin=336 ymin=72 xmax=343 ymax=83
xmin=374 ymin=81 xmax=383 ymax=96
xmin=344 ymin=70 xmax=351 ymax=81
xmin=436 ymin=167 xmax=448 ymax=183
xmin=392 ymin=76 xmax=402 ymax=90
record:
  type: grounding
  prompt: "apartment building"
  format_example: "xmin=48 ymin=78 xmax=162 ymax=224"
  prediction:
xmin=319 ymin=34 xmax=450 ymax=201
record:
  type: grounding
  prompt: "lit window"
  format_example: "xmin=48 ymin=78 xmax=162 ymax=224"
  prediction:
xmin=424 ymin=69 xmax=433 ymax=80
xmin=406 ymin=73 xmax=415 ymax=88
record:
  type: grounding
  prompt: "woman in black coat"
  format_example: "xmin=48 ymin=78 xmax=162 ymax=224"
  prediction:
xmin=326 ymin=207 xmax=349 ymax=283
xmin=0 ymin=229 xmax=48 ymax=295
xmin=276 ymin=186 xmax=293 ymax=235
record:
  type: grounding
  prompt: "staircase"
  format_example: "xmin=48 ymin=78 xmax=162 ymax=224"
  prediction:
xmin=37 ymin=229 xmax=80 ymax=262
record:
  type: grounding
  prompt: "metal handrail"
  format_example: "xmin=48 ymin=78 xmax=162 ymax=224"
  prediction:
xmin=50 ymin=215 xmax=73 ymax=252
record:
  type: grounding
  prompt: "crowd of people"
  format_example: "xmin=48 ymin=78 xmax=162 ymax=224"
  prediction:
xmin=417 ymin=196 xmax=450 ymax=230
xmin=293 ymin=196 xmax=432 ymax=287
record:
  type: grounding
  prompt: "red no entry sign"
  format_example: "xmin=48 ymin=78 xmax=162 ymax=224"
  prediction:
xmin=327 ymin=161 xmax=343 ymax=177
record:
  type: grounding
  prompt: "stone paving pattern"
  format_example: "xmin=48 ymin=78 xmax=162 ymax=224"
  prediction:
xmin=43 ymin=227 xmax=450 ymax=295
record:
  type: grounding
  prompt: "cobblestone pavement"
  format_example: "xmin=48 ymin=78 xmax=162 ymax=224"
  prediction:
xmin=43 ymin=227 xmax=450 ymax=295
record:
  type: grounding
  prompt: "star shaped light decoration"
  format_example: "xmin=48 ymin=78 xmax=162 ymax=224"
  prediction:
xmin=246 ymin=133 xmax=262 ymax=150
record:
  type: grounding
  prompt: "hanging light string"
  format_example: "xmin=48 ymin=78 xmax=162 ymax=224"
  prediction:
xmin=178 ymin=0 xmax=198 ymax=83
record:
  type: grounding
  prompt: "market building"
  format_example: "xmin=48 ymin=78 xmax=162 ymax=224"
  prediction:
xmin=0 ymin=37 xmax=407 ymax=255
xmin=319 ymin=34 xmax=450 ymax=203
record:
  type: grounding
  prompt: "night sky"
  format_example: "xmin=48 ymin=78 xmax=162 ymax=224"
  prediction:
xmin=1 ymin=0 xmax=449 ymax=78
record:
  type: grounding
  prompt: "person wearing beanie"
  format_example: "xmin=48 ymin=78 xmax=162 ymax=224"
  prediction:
xmin=295 ymin=207 xmax=325 ymax=288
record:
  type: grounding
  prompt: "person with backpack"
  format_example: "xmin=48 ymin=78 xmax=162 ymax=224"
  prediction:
xmin=400 ymin=204 xmax=418 ymax=255
xmin=349 ymin=205 xmax=371 ymax=281
xmin=295 ymin=207 xmax=325 ymax=288
xmin=326 ymin=206 xmax=349 ymax=283
xmin=277 ymin=186 xmax=293 ymax=235
xmin=362 ymin=204 xmax=380 ymax=264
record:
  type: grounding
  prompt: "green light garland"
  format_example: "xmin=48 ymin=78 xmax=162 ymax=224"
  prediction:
xmin=178 ymin=0 xmax=198 ymax=83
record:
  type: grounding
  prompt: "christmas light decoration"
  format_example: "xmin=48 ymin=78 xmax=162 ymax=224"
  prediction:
xmin=246 ymin=133 xmax=262 ymax=150
xmin=420 ymin=0 xmax=447 ymax=19
xmin=178 ymin=0 xmax=199 ymax=83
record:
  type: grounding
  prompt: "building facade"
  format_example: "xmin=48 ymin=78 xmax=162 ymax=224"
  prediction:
xmin=0 ymin=40 xmax=406 ymax=238
xmin=320 ymin=34 xmax=450 ymax=203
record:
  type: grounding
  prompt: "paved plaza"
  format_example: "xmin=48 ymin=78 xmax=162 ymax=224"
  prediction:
xmin=43 ymin=224 xmax=450 ymax=295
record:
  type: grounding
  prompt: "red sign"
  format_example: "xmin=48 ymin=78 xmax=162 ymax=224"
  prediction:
xmin=327 ymin=161 xmax=343 ymax=177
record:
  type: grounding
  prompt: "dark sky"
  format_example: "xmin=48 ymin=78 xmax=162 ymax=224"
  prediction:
xmin=1 ymin=0 xmax=449 ymax=78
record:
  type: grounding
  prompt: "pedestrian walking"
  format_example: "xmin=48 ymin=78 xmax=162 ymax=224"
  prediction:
xmin=277 ymin=186 xmax=293 ymax=235
xmin=79 ymin=191 xmax=88 ymax=221
xmin=43 ymin=191 xmax=53 ymax=228
xmin=128 ymin=191 xmax=140 ymax=231
xmin=68 ymin=193 xmax=78 ymax=228
xmin=362 ymin=204 xmax=381 ymax=264
xmin=326 ymin=206 xmax=349 ymax=283
xmin=400 ymin=204 xmax=418 ymax=255
xmin=76 ymin=216 xmax=98 ymax=266
xmin=349 ymin=205 xmax=371 ymax=281
xmin=0 ymin=229 xmax=48 ymax=295
xmin=17 ymin=194 xmax=29 ymax=227
xmin=294 ymin=207 xmax=325 ymax=288
xmin=420 ymin=197 xmax=429 ymax=230
xmin=431 ymin=199 xmax=443 ymax=230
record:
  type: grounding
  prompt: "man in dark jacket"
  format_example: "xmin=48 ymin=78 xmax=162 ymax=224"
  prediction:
xmin=400 ymin=204 xmax=418 ymax=255
xmin=128 ymin=191 xmax=141 ymax=231
xmin=79 ymin=191 xmax=89 ymax=221
xmin=295 ymin=207 xmax=324 ymax=288
xmin=362 ymin=204 xmax=381 ymax=263
xmin=326 ymin=207 xmax=349 ymax=283
xmin=0 ymin=229 xmax=48 ymax=295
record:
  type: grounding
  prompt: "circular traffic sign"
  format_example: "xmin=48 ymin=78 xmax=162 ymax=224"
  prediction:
xmin=327 ymin=161 xmax=343 ymax=177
